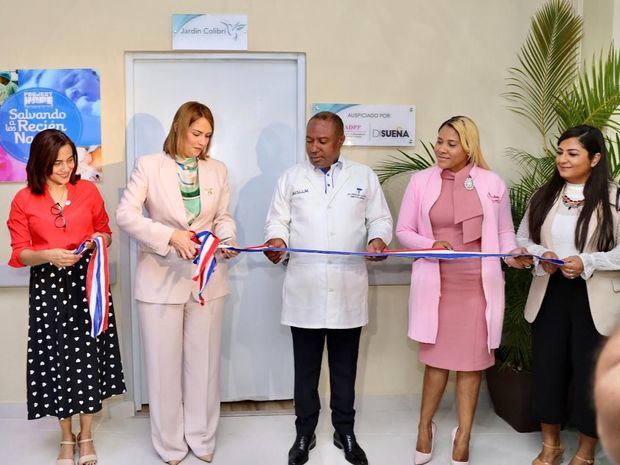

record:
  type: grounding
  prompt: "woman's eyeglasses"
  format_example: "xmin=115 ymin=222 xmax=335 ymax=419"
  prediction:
xmin=50 ymin=203 xmax=66 ymax=229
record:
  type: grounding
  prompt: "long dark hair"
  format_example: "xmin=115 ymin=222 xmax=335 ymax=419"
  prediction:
xmin=528 ymin=125 xmax=615 ymax=252
xmin=26 ymin=129 xmax=80 ymax=195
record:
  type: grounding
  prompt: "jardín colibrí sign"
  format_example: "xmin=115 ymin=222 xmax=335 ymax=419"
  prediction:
xmin=172 ymin=14 xmax=248 ymax=50
xmin=312 ymin=103 xmax=416 ymax=147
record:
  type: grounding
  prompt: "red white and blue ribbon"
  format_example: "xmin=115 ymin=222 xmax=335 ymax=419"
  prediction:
xmin=75 ymin=236 xmax=110 ymax=338
xmin=190 ymin=231 xmax=564 ymax=303
xmin=192 ymin=231 xmax=220 ymax=305
xmin=219 ymin=244 xmax=565 ymax=265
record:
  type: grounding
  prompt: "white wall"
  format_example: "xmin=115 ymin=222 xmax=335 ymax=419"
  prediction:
xmin=0 ymin=0 xmax=565 ymax=404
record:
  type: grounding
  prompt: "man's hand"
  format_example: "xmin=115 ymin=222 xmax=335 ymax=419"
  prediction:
xmin=366 ymin=238 xmax=388 ymax=262
xmin=264 ymin=238 xmax=286 ymax=264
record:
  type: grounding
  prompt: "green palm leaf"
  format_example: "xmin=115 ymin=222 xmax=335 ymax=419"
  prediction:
xmin=375 ymin=141 xmax=436 ymax=184
xmin=555 ymin=47 xmax=620 ymax=132
xmin=504 ymin=0 xmax=582 ymax=148
xmin=606 ymin=133 xmax=620 ymax=181
xmin=508 ymin=149 xmax=554 ymax=223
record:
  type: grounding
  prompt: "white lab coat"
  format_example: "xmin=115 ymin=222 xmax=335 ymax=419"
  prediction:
xmin=264 ymin=157 xmax=393 ymax=328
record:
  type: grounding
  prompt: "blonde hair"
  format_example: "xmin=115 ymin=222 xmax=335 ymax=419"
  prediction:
xmin=439 ymin=116 xmax=489 ymax=169
xmin=163 ymin=101 xmax=214 ymax=159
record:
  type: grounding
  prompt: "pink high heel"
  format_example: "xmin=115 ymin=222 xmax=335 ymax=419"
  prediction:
xmin=414 ymin=421 xmax=436 ymax=464
xmin=451 ymin=427 xmax=469 ymax=465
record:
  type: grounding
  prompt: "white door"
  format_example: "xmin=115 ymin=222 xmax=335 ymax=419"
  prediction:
xmin=123 ymin=52 xmax=306 ymax=407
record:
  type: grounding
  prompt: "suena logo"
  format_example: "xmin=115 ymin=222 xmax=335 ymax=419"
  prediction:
xmin=372 ymin=126 xmax=410 ymax=138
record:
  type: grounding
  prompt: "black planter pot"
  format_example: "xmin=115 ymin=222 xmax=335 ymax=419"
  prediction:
xmin=486 ymin=361 xmax=540 ymax=433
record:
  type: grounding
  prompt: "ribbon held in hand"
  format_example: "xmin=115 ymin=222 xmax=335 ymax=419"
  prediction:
xmin=192 ymin=231 xmax=220 ymax=305
xmin=75 ymin=236 xmax=110 ymax=338
xmin=190 ymin=231 xmax=565 ymax=304
xmin=220 ymin=243 xmax=565 ymax=265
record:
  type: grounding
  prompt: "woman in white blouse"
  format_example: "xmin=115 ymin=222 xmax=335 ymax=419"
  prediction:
xmin=517 ymin=125 xmax=620 ymax=465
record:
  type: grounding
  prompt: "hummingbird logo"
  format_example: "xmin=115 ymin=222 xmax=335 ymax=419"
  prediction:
xmin=220 ymin=22 xmax=246 ymax=40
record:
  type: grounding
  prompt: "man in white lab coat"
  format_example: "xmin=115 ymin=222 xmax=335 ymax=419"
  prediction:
xmin=264 ymin=112 xmax=393 ymax=465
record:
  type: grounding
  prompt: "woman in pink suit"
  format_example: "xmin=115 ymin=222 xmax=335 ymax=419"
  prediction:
xmin=396 ymin=116 xmax=530 ymax=465
xmin=116 ymin=101 xmax=237 ymax=465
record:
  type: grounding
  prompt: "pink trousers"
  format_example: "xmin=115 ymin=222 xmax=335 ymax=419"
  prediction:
xmin=138 ymin=297 xmax=224 ymax=462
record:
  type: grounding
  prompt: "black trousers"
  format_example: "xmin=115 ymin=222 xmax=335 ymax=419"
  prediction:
xmin=531 ymin=272 xmax=603 ymax=438
xmin=291 ymin=326 xmax=362 ymax=436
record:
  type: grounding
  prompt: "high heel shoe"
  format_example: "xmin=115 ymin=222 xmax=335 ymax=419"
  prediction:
xmin=414 ymin=421 xmax=436 ymax=464
xmin=451 ymin=427 xmax=469 ymax=465
xmin=198 ymin=453 xmax=214 ymax=463
xmin=532 ymin=442 xmax=565 ymax=465
xmin=56 ymin=437 xmax=76 ymax=465
xmin=572 ymin=455 xmax=594 ymax=464
xmin=76 ymin=434 xmax=98 ymax=465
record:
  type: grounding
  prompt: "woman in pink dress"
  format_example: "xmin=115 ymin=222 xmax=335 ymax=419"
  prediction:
xmin=396 ymin=116 xmax=530 ymax=465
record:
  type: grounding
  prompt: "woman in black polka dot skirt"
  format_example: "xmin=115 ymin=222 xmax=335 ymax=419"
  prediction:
xmin=7 ymin=129 xmax=125 ymax=465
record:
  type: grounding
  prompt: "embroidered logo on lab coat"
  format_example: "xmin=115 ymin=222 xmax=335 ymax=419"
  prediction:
xmin=292 ymin=187 xmax=309 ymax=196
xmin=347 ymin=187 xmax=367 ymax=200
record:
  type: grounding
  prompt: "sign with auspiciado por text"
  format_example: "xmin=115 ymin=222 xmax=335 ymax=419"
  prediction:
xmin=312 ymin=103 xmax=415 ymax=147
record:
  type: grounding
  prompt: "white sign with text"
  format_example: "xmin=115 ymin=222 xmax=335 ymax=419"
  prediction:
xmin=312 ymin=103 xmax=415 ymax=147
xmin=172 ymin=14 xmax=248 ymax=50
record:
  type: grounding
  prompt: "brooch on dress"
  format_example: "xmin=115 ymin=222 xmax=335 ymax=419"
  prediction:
xmin=464 ymin=176 xmax=475 ymax=191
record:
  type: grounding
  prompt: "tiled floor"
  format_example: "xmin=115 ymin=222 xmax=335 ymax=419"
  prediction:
xmin=0 ymin=396 xmax=613 ymax=465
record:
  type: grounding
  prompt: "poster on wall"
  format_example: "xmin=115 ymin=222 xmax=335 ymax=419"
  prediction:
xmin=0 ymin=68 xmax=102 ymax=182
xmin=312 ymin=103 xmax=415 ymax=147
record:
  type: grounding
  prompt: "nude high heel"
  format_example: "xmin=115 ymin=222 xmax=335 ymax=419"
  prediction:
xmin=572 ymin=454 xmax=594 ymax=464
xmin=56 ymin=437 xmax=76 ymax=465
xmin=451 ymin=427 xmax=469 ymax=465
xmin=532 ymin=442 xmax=565 ymax=465
xmin=76 ymin=434 xmax=98 ymax=465
xmin=414 ymin=422 xmax=436 ymax=464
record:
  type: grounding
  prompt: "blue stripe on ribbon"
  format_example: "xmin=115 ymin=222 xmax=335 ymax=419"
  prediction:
xmin=223 ymin=246 xmax=565 ymax=265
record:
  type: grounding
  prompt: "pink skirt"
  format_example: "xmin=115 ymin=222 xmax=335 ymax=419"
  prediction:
xmin=418 ymin=247 xmax=495 ymax=372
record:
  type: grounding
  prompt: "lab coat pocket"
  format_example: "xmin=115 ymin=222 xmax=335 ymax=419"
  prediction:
xmin=282 ymin=263 xmax=318 ymax=311
xmin=340 ymin=263 xmax=368 ymax=312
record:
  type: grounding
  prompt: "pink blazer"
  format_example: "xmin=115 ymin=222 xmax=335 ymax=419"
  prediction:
xmin=396 ymin=165 xmax=517 ymax=350
xmin=116 ymin=153 xmax=236 ymax=304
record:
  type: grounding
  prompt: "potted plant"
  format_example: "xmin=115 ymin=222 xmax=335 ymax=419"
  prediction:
xmin=376 ymin=0 xmax=620 ymax=432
